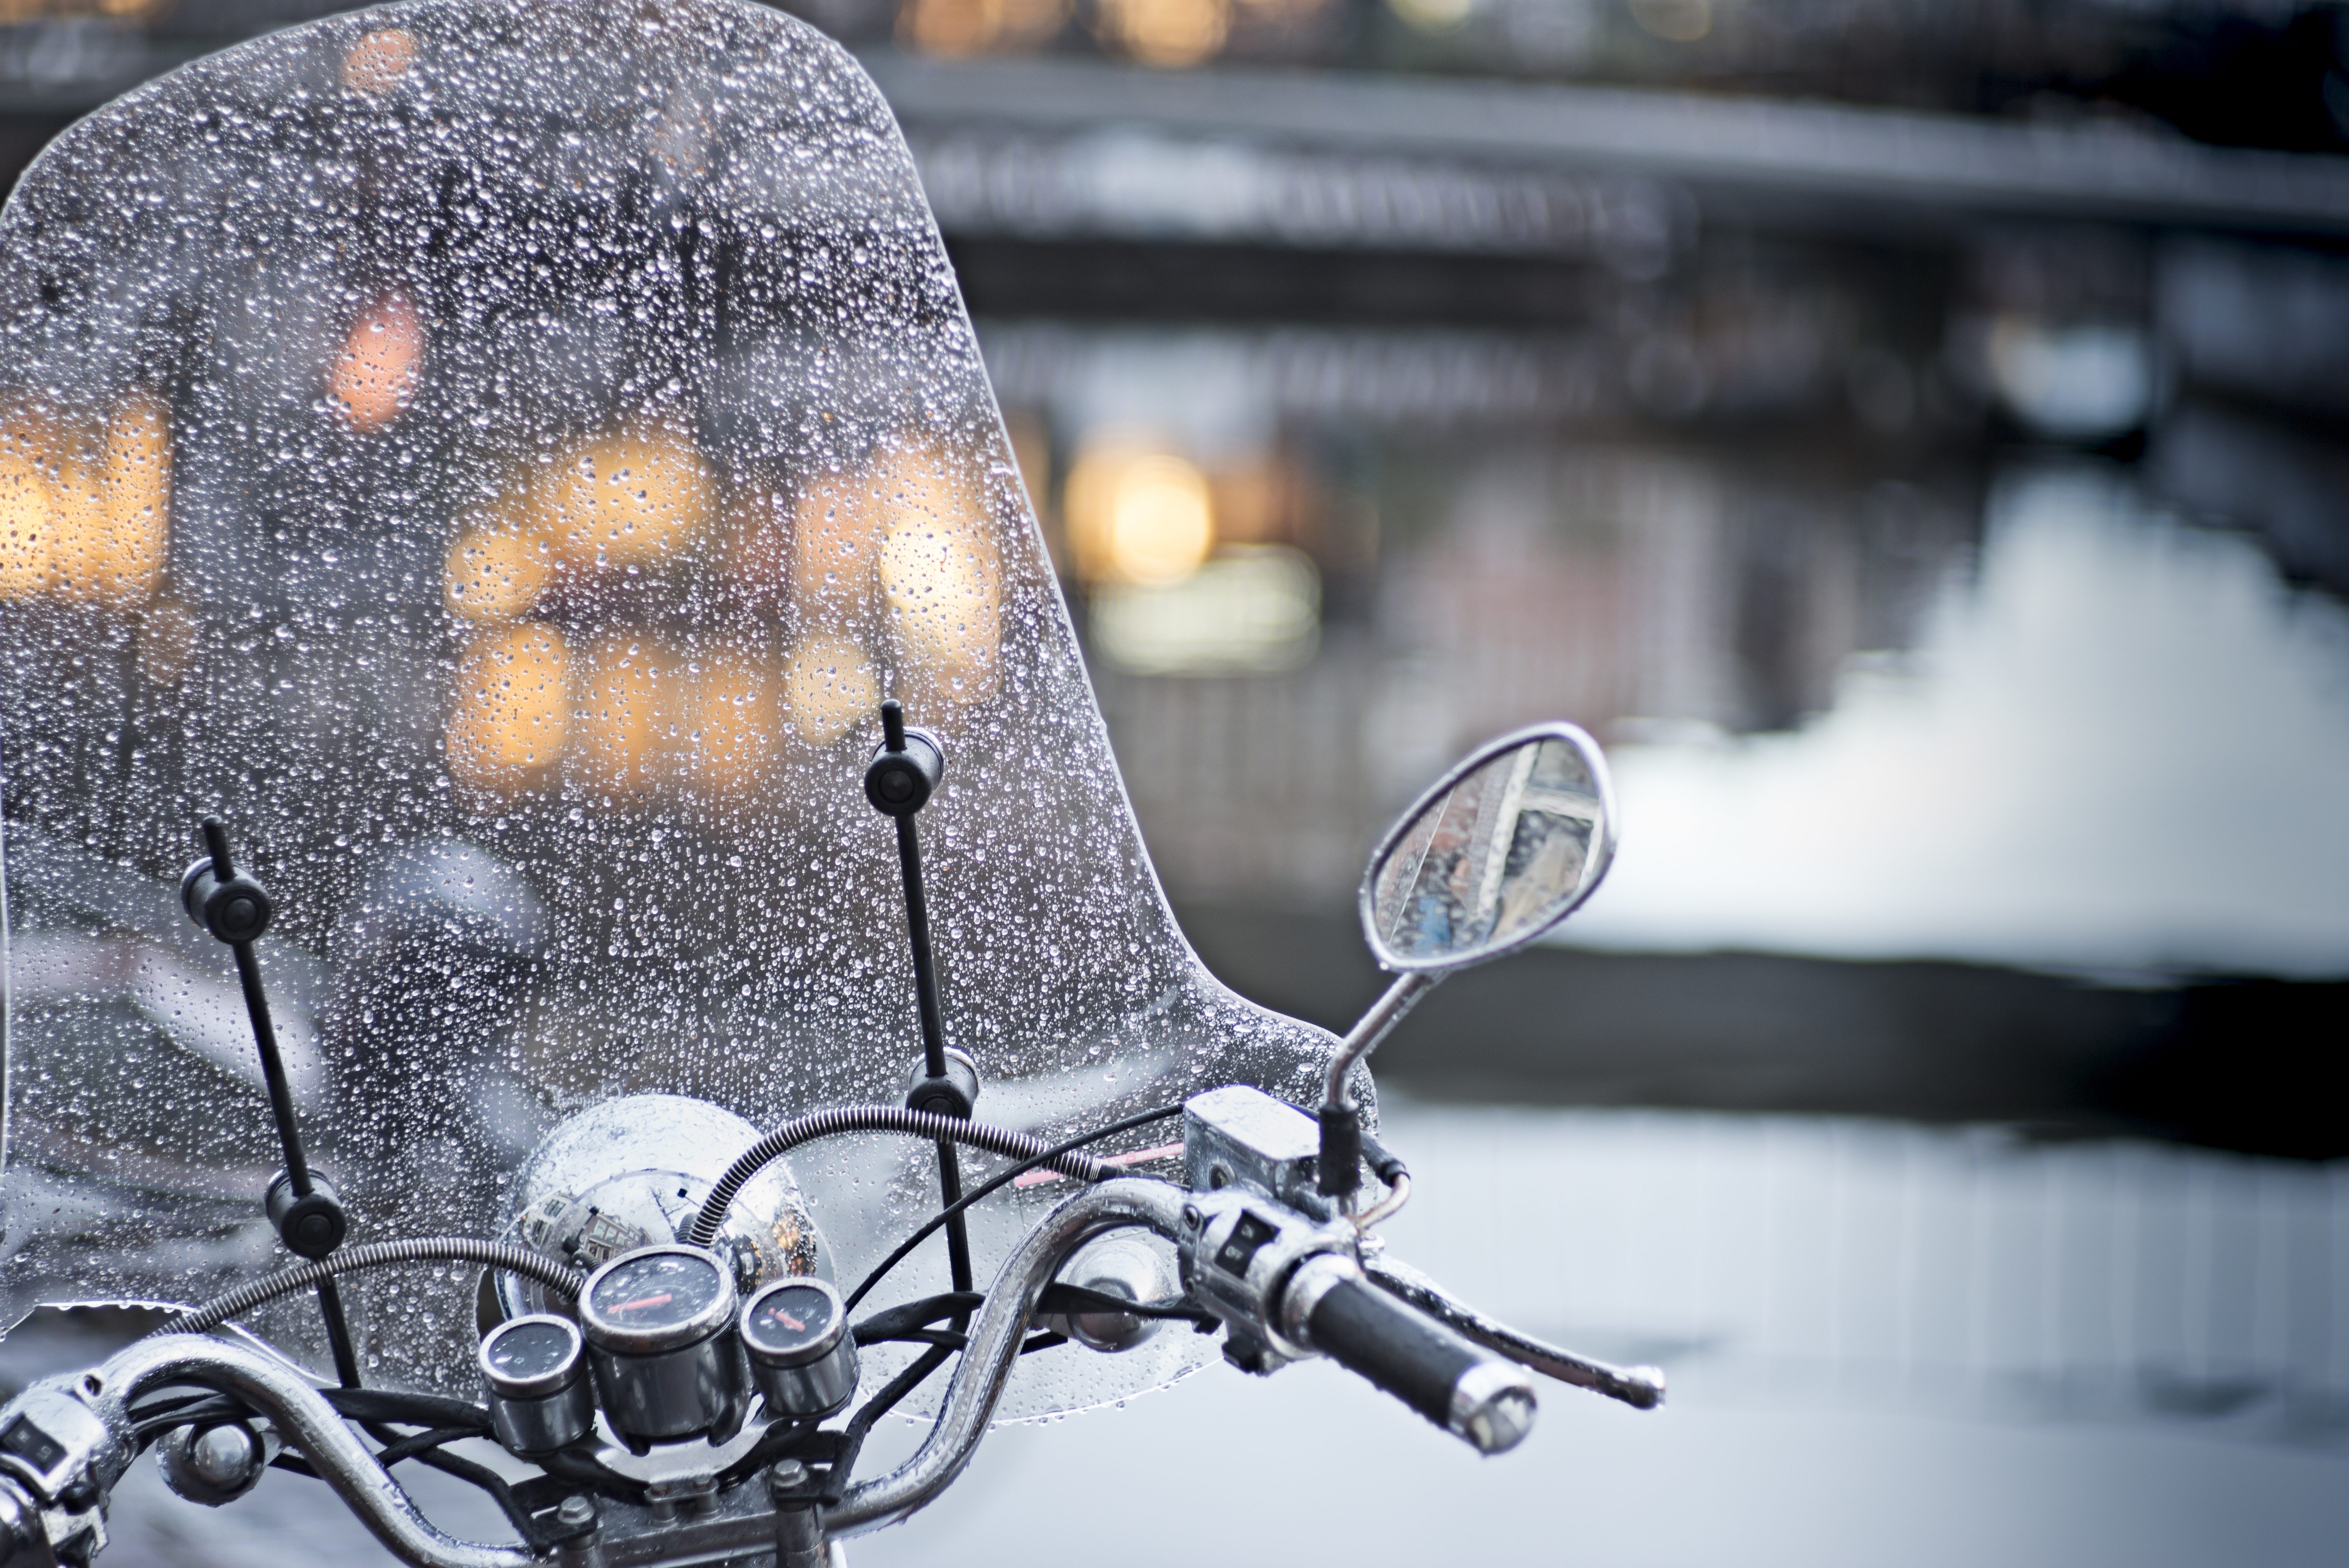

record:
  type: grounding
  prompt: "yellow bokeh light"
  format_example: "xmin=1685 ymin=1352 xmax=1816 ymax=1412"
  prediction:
xmin=329 ymin=294 xmax=425 ymax=435
xmin=447 ymin=623 xmax=570 ymax=793
xmin=1386 ymin=0 xmax=1472 ymax=30
xmin=898 ymin=0 xmax=1068 ymax=55
xmin=100 ymin=396 xmax=173 ymax=605
xmin=536 ymin=423 xmax=714 ymax=575
xmin=574 ymin=634 xmax=683 ymax=796
xmin=784 ymin=439 xmax=1003 ymax=711
xmin=1065 ymin=443 xmax=1214 ymax=586
xmin=790 ymin=468 xmax=885 ymax=622
xmin=1092 ymin=0 xmax=1228 ymax=67
xmin=782 ymin=635 xmax=876 ymax=749
xmin=880 ymin=518 xmax=1001 ymax=706
xmin=0 ymin=410 xmax=56 ymax=600
xmin=1 ymin=393 xmax=172 ymax=608
xmin=445 ymin=526 xmax=550 ymax=623
xmin=1628 ymin=0 xmax=1709 ymax=41
xmin=686 ymin=646 xmax=779 ymax=798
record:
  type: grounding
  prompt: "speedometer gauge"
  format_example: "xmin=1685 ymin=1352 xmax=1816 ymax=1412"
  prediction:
xmin=577 ymin=1245 xmax=743 ymax=1448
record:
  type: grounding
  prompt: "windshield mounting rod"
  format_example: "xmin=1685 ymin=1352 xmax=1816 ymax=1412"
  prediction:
xmin=864 ymin=700 xmax=974 ymax=1296
xmin=182 ymin=816 xmax=360 ymax=1386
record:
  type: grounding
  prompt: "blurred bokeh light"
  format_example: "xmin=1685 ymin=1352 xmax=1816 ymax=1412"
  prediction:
xmin=5 ymin=0 xmax=2349 ymax=1562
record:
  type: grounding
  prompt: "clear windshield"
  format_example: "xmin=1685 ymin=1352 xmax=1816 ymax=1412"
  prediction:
xmin=0 ymin=0 xmax=1349 ymax=1419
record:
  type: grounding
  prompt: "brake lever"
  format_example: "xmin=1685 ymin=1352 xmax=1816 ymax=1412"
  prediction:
xmin=1360 ymin=1254 xmax=1666 ymax=1411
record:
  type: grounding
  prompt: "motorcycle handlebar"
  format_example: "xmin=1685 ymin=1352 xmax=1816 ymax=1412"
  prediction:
xmin=1283 ymin=1255 xmax=1536 ymax=1455
xmin=1359 ymin=1252 xmax=1666 ymax=1411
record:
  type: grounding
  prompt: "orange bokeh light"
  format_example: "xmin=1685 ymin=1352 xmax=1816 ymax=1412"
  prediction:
xmin=342 ymin=29 xmax=417 ymax=94
xmin=447 ymin=623 xmax=571 ymax=792
xmin=329 ymin=294 xmax=425 ymax=435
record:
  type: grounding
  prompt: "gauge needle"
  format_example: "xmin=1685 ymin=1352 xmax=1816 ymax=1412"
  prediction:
xmin=614 ymin=1292 xmax=674 ymax=1312
xmin=773 ymin=1310 xmax=806 ymax=1331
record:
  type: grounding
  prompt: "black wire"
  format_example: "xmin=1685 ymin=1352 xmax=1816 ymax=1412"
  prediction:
xmin=813 ymin=1100 xmax=1190 ymax=1508
xmin=324 ymin=1387 xmax=492 ymax=1431
xmin=371 ymin=1425 xmax=477 ymax=1468
xmin=1359 ymin=1129 xmax=1409 ymax=1185
xmin=845 ymin=1102 xmax=1184 ymax=1311
xmin=360 ymin=1419 xmax=547 ymax=1548
xmin=128 ymin=1389 xmax=229 ymax=1422
xmin=133 ymin=1386 xmax=490 ymax=1452
xmin=544 ymin=1444 xmax=652 ymax=1505
xmin=851 ymin=1292 xmax=984 ymax=1345
xmin=849 ymin=1326 xmax=1078 ymax=1354
xmin=168 ymin=1238 xmax=581 ymax=1337
xmin=687 ymin=1107 xmax=1108 ymax=1248
xmin=820 ymin=1344 xmax=953 ymax=1507
xmin=713 ymin=1418 xmax=817 ymax=1492
xmin=131 ymin=1396 xmax=253 ymax=1444
xmin=413 ymin=1449 xmax=549 ymax=1547
xmin=1035 ymin=1282 xmax=1220 ymax=1328
xmin=861 ymin=1328 xmax=968 ymax=1352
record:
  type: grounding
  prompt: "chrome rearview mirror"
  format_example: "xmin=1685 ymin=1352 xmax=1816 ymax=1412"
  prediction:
xmin=1316 ymin=724 xmax=1617 ymax=1214
xmin=1361 ymin=723 xmax=1617 ymax=972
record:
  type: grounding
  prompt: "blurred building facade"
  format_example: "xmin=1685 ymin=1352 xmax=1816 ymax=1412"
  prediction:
xmin=3 ymin=0 xmax=2348 ymax=1117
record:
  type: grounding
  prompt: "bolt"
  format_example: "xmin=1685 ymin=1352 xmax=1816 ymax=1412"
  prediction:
xmin=767 ymin=1459 xmax=810 ymax=1496
xmin=190 ymin=1424 xmax=258 ymax=1488
xmin=555 ymin=1495 xmax=594 ymax=1529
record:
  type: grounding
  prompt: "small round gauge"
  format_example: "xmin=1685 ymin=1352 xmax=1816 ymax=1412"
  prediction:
xmin=581 ymin=1247 xmax=733 ymax=1354
xmin=477 ymin=1315 xmax=593 ymax=1455
xmin=480 ymin=1316 xmax=584 ymax=1396
xmin=740 ymin=1277 xmax=858 ymax=1418
xmin=743 ymin=1282 xmax=841 ymax=1364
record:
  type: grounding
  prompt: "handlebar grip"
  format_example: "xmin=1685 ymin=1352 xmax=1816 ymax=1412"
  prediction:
xmin=1288 ymin=1256 xmax=1536 ymax=1454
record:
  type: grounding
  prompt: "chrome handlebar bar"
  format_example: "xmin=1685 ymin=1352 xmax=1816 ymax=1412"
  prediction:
xmin=1 ymin=1336 xmax=537 ymax=1568
xmin=0 ymin=1180 xmax=1192 ymax=1568
xmin=0 ymin=1173 xmax=1649 ymax=1568
xmin=831 ymin=1178 xmax=1190 ymax=1534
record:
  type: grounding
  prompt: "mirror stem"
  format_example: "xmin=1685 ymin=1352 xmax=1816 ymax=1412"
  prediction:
xmin=1319 ymin=970 xmax=1439 ymax=1200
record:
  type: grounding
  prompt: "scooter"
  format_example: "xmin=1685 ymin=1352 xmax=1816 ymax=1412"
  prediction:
xmin=0 ymin=1 xmax=1660 ymax=1562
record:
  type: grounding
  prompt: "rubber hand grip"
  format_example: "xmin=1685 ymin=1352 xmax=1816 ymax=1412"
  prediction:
xmin=1301 ymin=1266 xmax=1536 ymax=1453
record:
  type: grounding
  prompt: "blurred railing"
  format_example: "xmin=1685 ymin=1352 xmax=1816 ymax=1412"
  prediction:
xmin=1381 ymin=1102 xmax=2349 ymax=1442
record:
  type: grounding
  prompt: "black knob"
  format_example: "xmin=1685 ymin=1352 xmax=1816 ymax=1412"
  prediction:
xmin=265 ymin=1170 xmax=347 ymax=1260
xmin=864 ymin=727 xmax=945 ymax=818
xmin=181 ymin=858 xmax=274 ymax=944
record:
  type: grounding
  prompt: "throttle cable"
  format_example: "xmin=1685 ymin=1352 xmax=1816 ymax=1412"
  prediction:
xmin=687 ymin=1106 xmax=1113 ymax=1248
xmin=844 ymin=1103 xmax=1183 ymax=1310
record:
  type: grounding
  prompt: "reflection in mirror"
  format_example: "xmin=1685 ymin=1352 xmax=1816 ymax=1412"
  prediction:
xmin=1366 ymin=731 xmax=1612 ymax=969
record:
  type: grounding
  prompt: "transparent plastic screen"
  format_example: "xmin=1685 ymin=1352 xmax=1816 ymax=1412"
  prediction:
xmin=0 ymin=0 xmax=1346 ymax=1418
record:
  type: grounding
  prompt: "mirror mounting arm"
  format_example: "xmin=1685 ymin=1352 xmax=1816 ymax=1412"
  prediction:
xmin=1317 ymin=970 xmax=1439 ymax=1199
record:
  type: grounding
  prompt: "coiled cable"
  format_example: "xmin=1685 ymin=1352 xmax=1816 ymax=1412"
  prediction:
xmin=687 ymin=1105 xmax=1108 ymax=1247
xmin=166 ymin=1238 xmax=584 ymax=1336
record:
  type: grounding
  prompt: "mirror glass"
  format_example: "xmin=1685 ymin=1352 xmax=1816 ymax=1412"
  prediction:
xmin=1363 ymin=728 xmax=1614 ymax=970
